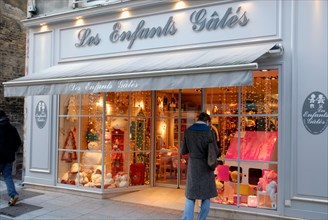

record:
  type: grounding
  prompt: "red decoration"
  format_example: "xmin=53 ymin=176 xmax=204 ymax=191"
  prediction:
xmin=111 ymin=129 xmax=124 ymax=176
xmin=61 ymin=130 xmax=78 ymax=163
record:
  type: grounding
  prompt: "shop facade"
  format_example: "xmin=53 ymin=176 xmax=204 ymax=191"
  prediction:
xmin=3 ymin=0 xmax=327 ymax=219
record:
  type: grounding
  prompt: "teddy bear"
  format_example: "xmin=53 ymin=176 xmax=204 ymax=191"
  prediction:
xmin=75 ymin=171 xmax=89 ymax=185
xmin=119 ymin=174 xmax=129 ymax=187
xmin=84 ymin=166 xmax=114 ymax=188
xmin=91 ymin=165 xmax=103 ymax=188
xmin=113 ymin=172 xmax=129 ymax=187
xmin=104 ymin=173 xmax=114 ymax=188
xmin=230 ymin=170 xmax=242 ymax=183
xmin=61 ymin=163 xmax=79 ymax=185
xmin=257 ymin=170 xmax=278 ymax=206
xmin=81 ymin=141 xmax=102 ymax=173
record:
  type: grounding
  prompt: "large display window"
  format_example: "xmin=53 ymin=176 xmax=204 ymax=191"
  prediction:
xmin=208 ymin=70 xmax=279 ymax=210
xmin=58 ymin=91 xmax=152 ymax=189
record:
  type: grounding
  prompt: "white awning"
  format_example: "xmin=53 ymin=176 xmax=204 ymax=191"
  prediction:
xmin=3 ymin=42 xmax=279 ymax=96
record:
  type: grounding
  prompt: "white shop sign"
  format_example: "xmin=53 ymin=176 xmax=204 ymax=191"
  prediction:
xmin=59 ymin=0 xmax=279 ymax=60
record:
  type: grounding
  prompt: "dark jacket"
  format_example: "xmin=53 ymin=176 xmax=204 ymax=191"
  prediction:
xmin=0 ymin=116 xmax=22 ymax=163
xmin=180 ymin=122 xmax=219 ymax=200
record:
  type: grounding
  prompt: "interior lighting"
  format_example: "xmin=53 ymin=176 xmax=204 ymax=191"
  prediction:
xmin=96 ymin=97 xmax=103 ymax=107
xmin=106 ymin=103 xmax=111 ymax=115
xmin=135 ymin=101 xmax=144 ymax=109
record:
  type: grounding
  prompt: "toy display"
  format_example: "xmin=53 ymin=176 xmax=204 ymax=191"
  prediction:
xmin=257 ymin=170 xmax=278 ymax=208
xmin=81 ymin=141 xmax=102 ymax=171
xmin=111 ymin=129 xmax=124 ymax=176
xmin=60 ymin=163 xmax=79 ymax=185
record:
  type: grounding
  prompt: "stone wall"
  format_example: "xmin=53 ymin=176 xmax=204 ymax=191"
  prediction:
xmin=0 ymin=0 xmax=27 ymax=179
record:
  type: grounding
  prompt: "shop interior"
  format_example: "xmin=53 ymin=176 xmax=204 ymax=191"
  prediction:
xmin=57 ymin=69 xmax=278 ymax=210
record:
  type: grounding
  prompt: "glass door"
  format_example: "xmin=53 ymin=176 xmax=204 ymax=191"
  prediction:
xmin=154 ymin=89 xmax=201 ymax=188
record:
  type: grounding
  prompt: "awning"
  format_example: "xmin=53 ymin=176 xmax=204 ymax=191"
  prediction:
xmin=3 ymin=42 xmax=279 ymax=97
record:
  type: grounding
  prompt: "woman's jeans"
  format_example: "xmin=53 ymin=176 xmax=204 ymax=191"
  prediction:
xmin=0 ymin=163 xmax=18 ymax=198
xmin=182 ymin=198 xmax=210 ymax=220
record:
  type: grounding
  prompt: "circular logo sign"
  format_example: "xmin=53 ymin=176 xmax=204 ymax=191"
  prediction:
xmin=35 ymin=101 xmax=47 ymax=129
xmin=302 ymin=91 xmax=328 ymax=135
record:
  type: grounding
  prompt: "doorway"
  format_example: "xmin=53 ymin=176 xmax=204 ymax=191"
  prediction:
xmin=154 ymin=89 xmax=202 ymax=188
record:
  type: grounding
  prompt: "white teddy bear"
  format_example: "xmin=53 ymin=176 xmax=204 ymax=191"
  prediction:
xmin=81 ymin=141 xmax=102 ymax=172
xmin=119 ymin=174 xmax=129 ymax=187
xmin=266 ymin=180 xmax=277 ymax=202
xmin=104 ymin=173 xmax=114 ymax=188
xmin=91 ymin=165 xmax=103 ymax=188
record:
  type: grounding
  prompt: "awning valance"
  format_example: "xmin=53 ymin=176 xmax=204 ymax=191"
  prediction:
xmin=3 ymin=42 xmax=279 ymax=96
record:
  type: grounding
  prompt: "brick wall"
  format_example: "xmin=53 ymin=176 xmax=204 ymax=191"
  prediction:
xmin=0 ymin=0 xmax=27 ymax=179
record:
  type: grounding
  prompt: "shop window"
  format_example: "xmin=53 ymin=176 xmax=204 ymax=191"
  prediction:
xmin=207 ymin=70 xmax=279 ymax=210
xmin=57 ymin=91 xmax=151 ymax=189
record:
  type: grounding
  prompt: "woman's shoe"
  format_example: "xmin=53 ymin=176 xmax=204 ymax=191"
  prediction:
xmin=8 ymin=195 xmax=19 ymax=206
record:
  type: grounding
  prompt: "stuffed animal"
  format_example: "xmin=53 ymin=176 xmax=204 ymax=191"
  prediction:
xmin=230 ymin=170 xmax=242 ymax=183
xmin=75 ymin=171 xmax=89 ymax=185
xmin=81 ymin=141 xmax=102 ymax=172
xmin=257 ymin=170 xmax=277 ymax=191
xmin=91 ymin=166 xmax=103 ymax=188
xmin=114 ymin=172 xmax=129 ymax=187
xmin=266 ymin=180 xmax=277 ymax=202
xmin=104 ymin=173 xmax=114 ymax=188
xmin=257 ymin=170 xmax=278 ymax=205
xmin=119 ymin=174 xmax=129 ymax=187
xmin=61 ymin=163 xmax=79 ymax=185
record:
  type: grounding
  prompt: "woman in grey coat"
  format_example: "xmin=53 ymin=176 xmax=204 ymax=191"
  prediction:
xmin=180 ymin=112 xmax=219 ymax=220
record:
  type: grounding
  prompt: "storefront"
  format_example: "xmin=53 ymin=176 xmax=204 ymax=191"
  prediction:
xmin=3 ymin=1 xmax=327 ymax=219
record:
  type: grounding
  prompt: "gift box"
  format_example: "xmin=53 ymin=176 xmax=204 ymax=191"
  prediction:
xmin=233 ymin=194 xmax=248 ymax=204
xmin=247 ymin=195 xmax=257 ymax=207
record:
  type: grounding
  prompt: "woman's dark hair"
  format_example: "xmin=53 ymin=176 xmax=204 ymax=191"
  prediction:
xmin=198 ymin=112 xmax=211 ymax=123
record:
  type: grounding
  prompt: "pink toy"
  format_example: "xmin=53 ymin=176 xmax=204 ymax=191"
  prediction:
xmin=257 ymin=170 xmax=278 ymax=203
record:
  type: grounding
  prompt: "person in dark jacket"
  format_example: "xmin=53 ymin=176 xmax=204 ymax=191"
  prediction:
xmin=180 ymin=112 xmax=219 ymax=220
xmin=0 ymin=110 xmax=22 ymax=206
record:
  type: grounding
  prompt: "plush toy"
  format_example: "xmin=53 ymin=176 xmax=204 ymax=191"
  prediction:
xmin=81 ymin=141 xmax=102 ymax=172
xmin=104 ymin=173 xmax=114 ymax=188
xmin=266 ymin=180 xmax=277 ymax=202
xmin=113 ymin=172 xmax=129 ymax=187
xmin=230 ymin=170 xmax=242 ymax=183
xmin=84 ymin=166 xmax=114 ymax=188
xmin=75 ymin=171 xmax=89 ymax=185
xmin=216 ymin=180 xmax=225 ymax=201
xmin=61 ymin=163 xmax=79 ymax=185
xmin=257 ymin=170 xmax=277 ymax=191
xmin=119 ymin=174 xmax=129 ymax=187
xmin=257 ymin=170 xmax=278 ymax=205
xmin=114 ymin=173 xmax=122 ymax=187
xmin=91 ymin=166 xmax=103 ymax=188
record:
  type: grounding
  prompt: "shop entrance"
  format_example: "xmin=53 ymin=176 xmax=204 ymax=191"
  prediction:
xmin=154 ymin=89 xmax=201 ymax=188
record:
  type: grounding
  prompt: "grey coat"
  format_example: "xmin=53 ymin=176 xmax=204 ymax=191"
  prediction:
xmin=180 ymin=122 xmax=219 ymax=200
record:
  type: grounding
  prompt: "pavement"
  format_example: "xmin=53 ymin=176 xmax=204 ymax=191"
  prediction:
xmin=0 ymin=179 xmax=218 ymax=220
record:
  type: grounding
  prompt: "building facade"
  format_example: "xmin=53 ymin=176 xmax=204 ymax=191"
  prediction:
xmin=3 ymin=1 xmax=327 ymax=219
